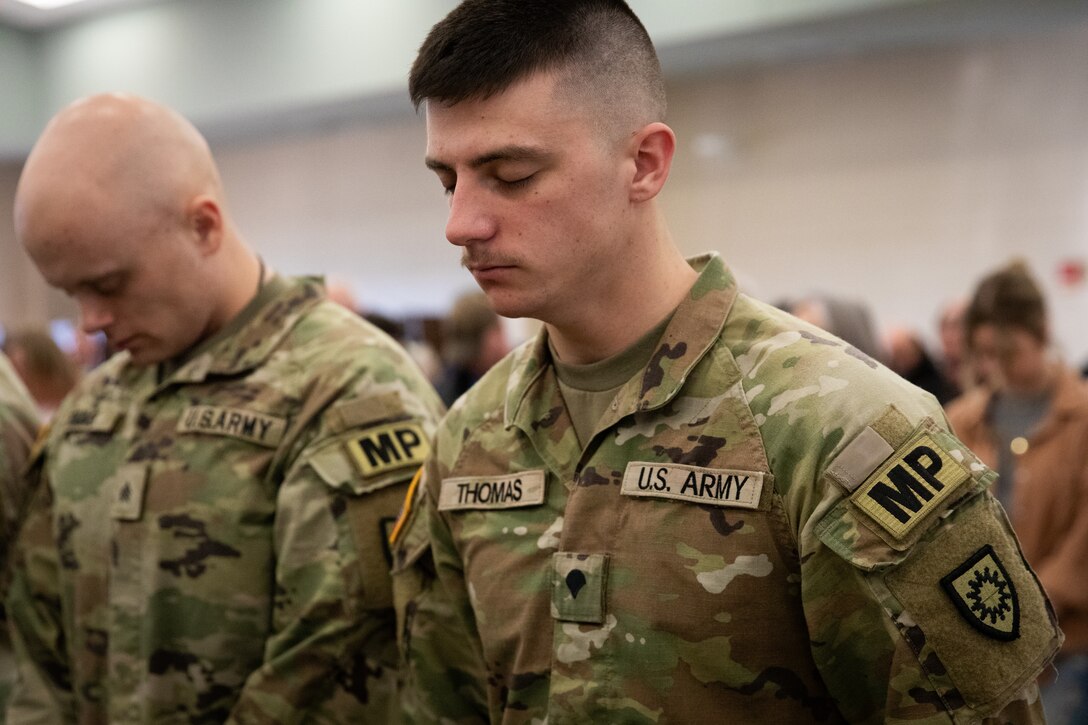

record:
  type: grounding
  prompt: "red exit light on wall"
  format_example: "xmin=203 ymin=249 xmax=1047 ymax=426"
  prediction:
xmin=1058 ymin=259 xmax=1086 ymax=288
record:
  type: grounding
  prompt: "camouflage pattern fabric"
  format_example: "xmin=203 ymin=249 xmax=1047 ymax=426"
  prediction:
xmin=0 ymin=352 xmax=39 ymax=577
xmin=5 ymin=276 xmax=444 ymax=724
xmin=392 ymin=253 xmax=1060 ymax=724
xmin=0 ymin=352 xmax=39 ymax=723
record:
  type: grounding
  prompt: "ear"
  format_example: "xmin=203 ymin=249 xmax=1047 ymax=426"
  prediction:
xmin=187 ymin=195 xmax=223 ymax=256
xmin=628 ymin=122 xmax=675 ymax=203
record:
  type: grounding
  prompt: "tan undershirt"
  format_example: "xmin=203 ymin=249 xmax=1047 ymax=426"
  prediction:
xmin=552 ymin=310 xmax=675 ymax=448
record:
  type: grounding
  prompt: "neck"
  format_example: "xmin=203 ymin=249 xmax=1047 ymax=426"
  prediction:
xmin=205 ymin=239 xmax=263 ymax=335
xmin=1006 ymin=359 xmax=1058 ymax=397
xmin=548 ymin=227 xmax=696 ymax=365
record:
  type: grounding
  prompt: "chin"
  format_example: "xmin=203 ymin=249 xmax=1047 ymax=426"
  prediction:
xmin=477 ymin=284 xmax=548 ymax=322
xmin=125 ymin=350 xmax=160 ymax=367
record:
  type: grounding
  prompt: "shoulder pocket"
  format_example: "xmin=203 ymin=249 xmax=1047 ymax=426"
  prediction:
xmin=816 ymin=413 xmax=990 ymax=568
xmin=308 ymin=419 xmax=429 ymax=496
xmin=818 ymin=484 xmax=1060 ymax=718
xmin=814 ymin=410 xmax=1060 ymax=718
xmin=306 ymin=427 xmax=423 ymax=612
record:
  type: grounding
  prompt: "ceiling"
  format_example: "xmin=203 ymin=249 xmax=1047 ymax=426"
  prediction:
xmin=1 ymin=0 xmax=1086 ymax=158
xmin=0 ymin=0 xmax=164 ymax=29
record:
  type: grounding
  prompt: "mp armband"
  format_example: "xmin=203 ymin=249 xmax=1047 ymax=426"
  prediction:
xmin=815 ymin=409 xmax=1061 ymax=718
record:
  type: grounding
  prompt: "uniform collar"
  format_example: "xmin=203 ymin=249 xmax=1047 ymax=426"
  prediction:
xmin=504 ymin=252 xmax=737 ymax=435
xmin=152 ymin=275 xmax=325 ymax=387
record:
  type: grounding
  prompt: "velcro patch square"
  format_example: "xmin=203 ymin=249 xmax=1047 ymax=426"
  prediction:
xmin=551 ymin=552 xmax=608 ymax=624
xmin=345 ymin=421 xmax=429 ymax=478
xmin=110 ymin=464 xmax=149 ymax=521
xmin=940 ymin=544 xmax=1019 ymax=641
xmin=851 ymin=429 xmax=969 ymax=540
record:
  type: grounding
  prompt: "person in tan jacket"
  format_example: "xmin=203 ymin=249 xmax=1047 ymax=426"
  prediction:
xmin=947 ymin=260 xmax=1088 ymax=724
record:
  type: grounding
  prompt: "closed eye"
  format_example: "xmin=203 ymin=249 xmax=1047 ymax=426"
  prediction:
xmin=497 ymin=173 xmax=536 ymax=191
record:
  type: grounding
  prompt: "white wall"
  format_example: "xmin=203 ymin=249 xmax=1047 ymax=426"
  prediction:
xmin=663 ymin=25 xmax=1088 ymax=362
xmin=4 ymin=23 xmax=1088 ymax=364
xmin=211 ymin=116 xmax=462 ymax=316
xmin=0 ymin=25 xmax=42 ymax=156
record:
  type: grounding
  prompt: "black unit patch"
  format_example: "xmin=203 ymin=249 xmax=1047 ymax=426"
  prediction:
xmin=940 ymin=544 xmax=1020 ymax=641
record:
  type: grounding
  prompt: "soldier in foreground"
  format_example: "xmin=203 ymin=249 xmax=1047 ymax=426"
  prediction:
xmin=0 ymin=352 xmax=38 ymax=717
xmin=8 ymin=93 xmax=443 ymax=723
xmin=391 ymin=1 xmax=1061 ymax=721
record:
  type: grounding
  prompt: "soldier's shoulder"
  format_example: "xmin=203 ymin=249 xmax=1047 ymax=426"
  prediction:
xmin=282 ymin=299 xmax=426 ymax=381
xmin=439 ymin=338 xmax=531 ymax=435
xmin=62 ymin=352 xmax=131 ymax=403
xmin=292 ymin=298 xmax=401 ymax=350
xmin=725 ymin=294 xmax=939 ymax=427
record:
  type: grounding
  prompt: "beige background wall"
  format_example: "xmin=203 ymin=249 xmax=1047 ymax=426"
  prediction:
xmin=3 ymin=24 xmax=1087 ymax=362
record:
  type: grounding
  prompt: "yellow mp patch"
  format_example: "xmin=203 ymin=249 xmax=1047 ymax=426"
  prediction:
xmin=941 ymin=544 xmax=1019 ymax=640
xmin=851 ymin=430 xmax=969 ymax=540
xmin=346 ymin=421 xmax=429 ymax=478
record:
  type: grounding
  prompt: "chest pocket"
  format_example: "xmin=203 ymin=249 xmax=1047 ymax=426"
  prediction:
xmin=63 ymin=402 xmax=123 ymax=440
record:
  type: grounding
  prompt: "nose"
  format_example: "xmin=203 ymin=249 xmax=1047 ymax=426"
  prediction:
xmin=77 ymin=296 xmax=114 ymax=334
xmin=445 ymin=184 xmax=496 ymax=247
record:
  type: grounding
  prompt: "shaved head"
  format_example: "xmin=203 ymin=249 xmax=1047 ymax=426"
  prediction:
xmin=15 ymin=94 xmax=257 ymax=365
xmin=16 ymin=93 xmax=223 ymax=259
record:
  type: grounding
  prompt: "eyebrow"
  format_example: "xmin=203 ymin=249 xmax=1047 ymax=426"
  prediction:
xmin=425 ymin=145 xmax=551 ymax=173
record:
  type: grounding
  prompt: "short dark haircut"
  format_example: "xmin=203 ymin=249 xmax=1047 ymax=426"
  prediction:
xmin=409 ymin=0 xmax=666 ymax=126
xmin=965 ymin=261 xmax=1048 ymax=345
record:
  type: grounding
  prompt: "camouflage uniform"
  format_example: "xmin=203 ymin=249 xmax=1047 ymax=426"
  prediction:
xmin=6 ymin=276 xmax=444 ymax=724
xmin=392 ymin=254 xmax=1060 ymax=724
xmin=0 ymin=352 xmax=38 ymax=570
xmin=0 ymin=352 xmax=39 ymax=722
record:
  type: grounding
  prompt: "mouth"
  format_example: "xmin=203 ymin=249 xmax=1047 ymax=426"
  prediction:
xmin=110 ymin=334 xmax=136 ymax=352
xmin=468 ymin=264 xmax=518 ymax=284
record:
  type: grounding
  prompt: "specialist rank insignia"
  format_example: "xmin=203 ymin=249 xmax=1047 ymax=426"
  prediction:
xmin=940 ymin=544 xmax=1020 ymax=641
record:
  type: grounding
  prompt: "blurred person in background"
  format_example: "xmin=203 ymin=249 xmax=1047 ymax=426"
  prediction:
xmin=324 ymin=279 xmax=361 ymax=313
xmin=885 ymin=325 xmax=957 ymax=404
xmin=0 ymin=352 xmax=39 ymax=719
xmin=790 ymin=293 xmax=886 ymax=363
xmin=7 ymin=92 xmax=443 ymax=723
xmin=938 ymin=297 xmax=971 ymax=398
xmin=435 ymin=290 xmax=509 ymax=405
xmin=947 ymin=261 xmax=1088 ymax=724
xmin=1 ymin=328 xmax=80 ymax=420
xmin=327 ymin=281 xmax=445 ymax=386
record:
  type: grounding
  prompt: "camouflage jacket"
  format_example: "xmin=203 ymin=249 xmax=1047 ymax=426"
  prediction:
xmin=0 ymin=352 xmax=38 ymax=587
xmin=392 ymin=254 xmax=1060 ymax=724
xmin=6 ymin=276 xmax=444 ymax=724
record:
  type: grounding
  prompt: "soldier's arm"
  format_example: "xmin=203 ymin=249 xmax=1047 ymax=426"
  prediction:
xmin=392 ymin=456 xmax=489 ymax=724
xmin=0 ymin=372 xmax=39 ymax=574
xmin=798 ymin=409 xmax=1059 ymax=724
xmin=225 ymin=375 xmax=442 ymax=724
xmin=5 ymin=475 xmax=77 ymax=723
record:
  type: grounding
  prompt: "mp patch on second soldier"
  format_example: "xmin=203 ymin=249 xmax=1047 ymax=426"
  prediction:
xmin=346 ymin=421 xmax=429 ymax=478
